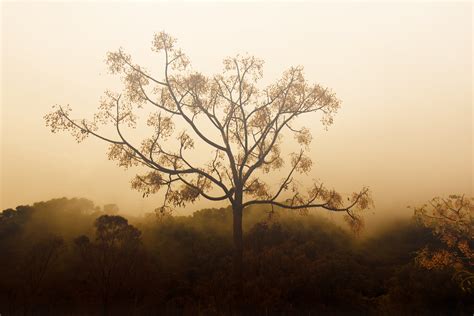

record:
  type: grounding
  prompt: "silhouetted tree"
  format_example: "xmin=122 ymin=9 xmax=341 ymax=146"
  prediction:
xmin=45 ymin=32 xmax=372 ymax=296
xmin=74 ymin=215 xmax=142 ymax=315
xmin=20 ymin=236 xmax=64 ymax=315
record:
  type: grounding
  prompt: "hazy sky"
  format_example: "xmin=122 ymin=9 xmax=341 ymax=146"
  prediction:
xmin=1 ymin=2 xmax=472 ymax=219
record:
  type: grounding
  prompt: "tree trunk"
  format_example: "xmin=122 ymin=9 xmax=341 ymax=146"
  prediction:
xmin=232 ymin=201 xmax=243 ymax=306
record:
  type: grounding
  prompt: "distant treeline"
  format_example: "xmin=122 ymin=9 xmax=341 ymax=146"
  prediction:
xmin=0 ymin=198 xmax=472 ymax=315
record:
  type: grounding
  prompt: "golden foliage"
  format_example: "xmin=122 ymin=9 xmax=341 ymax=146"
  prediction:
xmin=414 ymin=195 xmax=474 ymax=292
xmin=45 ymin=32 xmax=370 ymax=228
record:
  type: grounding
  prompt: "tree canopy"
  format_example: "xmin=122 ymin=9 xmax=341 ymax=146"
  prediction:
xmin=45 ymin=32 xmax=372 ymax=228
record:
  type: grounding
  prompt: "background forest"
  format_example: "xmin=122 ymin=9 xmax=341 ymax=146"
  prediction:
xmin=1 ymin=197 xmax=472 ymax=315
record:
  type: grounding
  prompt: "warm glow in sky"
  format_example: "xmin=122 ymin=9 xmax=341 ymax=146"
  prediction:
xmin=1 ymin=2 xmax=472 ymax=219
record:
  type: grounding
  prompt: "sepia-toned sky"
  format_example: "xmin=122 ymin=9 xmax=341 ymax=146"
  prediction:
xmin=1 ymin=1 xmax=472 ymax=219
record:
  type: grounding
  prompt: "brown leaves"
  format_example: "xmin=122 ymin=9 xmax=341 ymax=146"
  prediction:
xmin=222 ymin=55 xmax=264 ymax=86
xmin=107 ymin=144 xmax=138 ymax=169
xmin=44 ymin=105 xmax=96 ymax=143
xmin=261 ymin=145 xmax=284 ymax=173
xmin=152 ymin=32 xmax=176 ymax=52
xmin=416 ymin=248 xmax=457 ymax=270
xmin=344 ymin=213 xmax=364 ymax=235
xmin=152 ymin=32 xmax=189 ymax=70
xmin=168 ymin=181 xmax=205 ymax=208
xmin=245 ymin=179 xmax=270 ymax=199
xmin=124 ymin=66 xmax=149 ymax=104
xmin=294 ymin=127 xmax=312 ymax=146
xmin=183 ymin=72 xmax=209 ymax=95
xmin=170 ymin=185 xmax=201 ymax=206
xmin=146 ymin=112 xmax=174 ymax=138
xmin=414 ymin=195 xmax=473 ymax=241
xmin=44 ymin=105 xmax=71 ymax=133
xmin=44 ymin=105 xmax=74 ymax=134
xmin=414 ymin=195 xmax=474 ymax=292
xmin=45 ymin=31 xmax=365 ymax=223
xmin=131 ymin=171 xmax=165 ymax=197
xmin=106 ymin=49 xmax=151 ymax=106
xmin=179 ymin=131 xmax=194 ymax=150
xmin=106 ymin=48 xmax=131 ymax=74
xmin=291 ymin=152 xmax=312 ymax=174
xmin=351 ymin=190 xmax=373 ymax=211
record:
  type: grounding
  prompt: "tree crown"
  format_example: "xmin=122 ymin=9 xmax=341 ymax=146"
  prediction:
xmin=45 ymin=32 xmax=372 ymax=230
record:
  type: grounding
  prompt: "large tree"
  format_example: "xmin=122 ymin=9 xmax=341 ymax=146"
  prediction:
xmin=45 ymin=32 xmax=372 ymax=289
